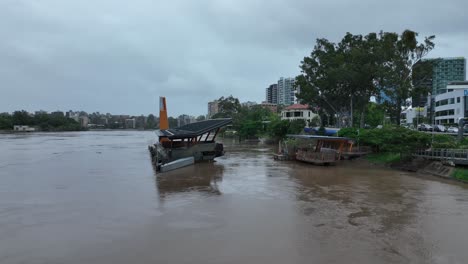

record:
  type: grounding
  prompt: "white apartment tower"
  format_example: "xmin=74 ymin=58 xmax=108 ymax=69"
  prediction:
xmin=277 ymin=77 xmax=296 ymax=105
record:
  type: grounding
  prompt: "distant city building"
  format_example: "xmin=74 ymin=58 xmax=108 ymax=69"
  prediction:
xmin=125 ymin=118 xmax=136 ymax=129
xmin=177 ymin=114 xmax=195 ymax=127
xmin=412 ymin=57 xmax=466 ymax=120
xmin=277 ymin=77 xmax=296 ymax=105
xmin=208 ymin=100 xmax=219 ymax=118
xmin=35 ymin=110 xmax=48 ymax=116
xmin=376 ymin=90 xmax=392 ymax=104
xmin=265 ymin=84 xmax=278 ymax=104
xmin=260 ymin=102 xmax=277 ymax=113
xmin=51 ymin=111 xmax=64 ymax=117
xmin=241 ymin=101 xmax=257 ymax=108
xmin=79 ymin=116 xmax=89 ymax=128
xmin=280 ymin=104 xmax=318 ymax=127
xmin=421 ymin=57 xmax=466 ymax=95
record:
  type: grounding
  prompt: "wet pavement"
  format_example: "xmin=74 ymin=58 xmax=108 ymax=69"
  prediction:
xmin=1 ymin=131 xmax=468 ymax=263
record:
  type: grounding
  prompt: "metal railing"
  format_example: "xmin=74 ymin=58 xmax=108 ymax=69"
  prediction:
xmin=413 ymin=148 xmax=468 ymax=160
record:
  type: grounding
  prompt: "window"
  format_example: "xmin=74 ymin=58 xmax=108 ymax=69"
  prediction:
xmin=457 ymin=97 xmax=461 ymax=103
xmin=435 ymin=109 xmax=455 ymax=117
xmin=450 ymin=98 xmax=455 ymax=104
xmin=436 ymin=99 xmax=449 ymax=107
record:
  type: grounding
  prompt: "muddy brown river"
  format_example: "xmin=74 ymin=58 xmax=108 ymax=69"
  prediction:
xmin=1 ymin=131 xmax=468 ymax=263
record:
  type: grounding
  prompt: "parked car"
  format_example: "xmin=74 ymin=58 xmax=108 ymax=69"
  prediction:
xmin=418 ymin=124 xmax=433 ymax=131
xmin=447 ymin=127 xmax=459 ymax=133
xmin=433 ymin=125 xmax=447 ymax=132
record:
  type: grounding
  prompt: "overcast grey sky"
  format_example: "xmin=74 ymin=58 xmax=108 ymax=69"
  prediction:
xmin=1 ymin=0 xmax=467 ymax=117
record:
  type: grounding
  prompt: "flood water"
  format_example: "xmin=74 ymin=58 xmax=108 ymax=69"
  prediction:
xmin=1 ymin=131 xmax=468 ymax=263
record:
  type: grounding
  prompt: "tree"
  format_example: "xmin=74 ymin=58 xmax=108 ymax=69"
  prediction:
xmin=235 ymin=105 xmax=274 ymax=139
xmin=196 ymin=115 xmax=206 ymax=121
xmin=168 ymin=117 xmax=178 ymax=128
xmin=296 ymin=33 xmax=381 ymax=128
xmin=377 ymin=30 xmax=435 ymax=124
xmin=365 ymin=102 xmax=385 ymax=127
xmin=146 ymin=114 xmax=157 ymax=129
xmin=0 ymin=113 xmax=12 ymax=129
xmin=288 ymin=119 xmax=306 ymax=134
xmin=12 ymin=110 xmax=33 ymax=125
xmin=267 ymin=118 xmax=290 ymax=141
xmin=296 ymin=30 xmax=435 ymax=127
xmin=212 ymin=95 xmax=241 ymax=118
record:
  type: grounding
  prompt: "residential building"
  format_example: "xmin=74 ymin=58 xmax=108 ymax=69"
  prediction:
xmin=277 ymin=77 xmax=296 ymax=105
xmin=208 ymin=100 xmax=219 ymax=118
xmin=260 ymin=102 xmax=277 ymax=113
xmin=241 ymin=101 xmax=257 ymax=108
xmin=265 ymin=84 xmax=278 ymax=104
xmin=280 ymin=104 xmax=319 ymax=127
xmin=125 ymin=118 xmax=136 ymax=129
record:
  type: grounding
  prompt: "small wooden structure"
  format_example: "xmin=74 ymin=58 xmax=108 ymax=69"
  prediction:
xmin=286 ymin=135 xmax=355 ymax=165
xmin=341 ymin=146 xmax=372 ymax=160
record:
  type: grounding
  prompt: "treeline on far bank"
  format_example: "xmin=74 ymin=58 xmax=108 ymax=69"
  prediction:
xmin=0 ymin=111 xmax=83 ymax=131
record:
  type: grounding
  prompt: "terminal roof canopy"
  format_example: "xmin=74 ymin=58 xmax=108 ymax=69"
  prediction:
xmin=158 ymin=118 xmax=232 ymax=139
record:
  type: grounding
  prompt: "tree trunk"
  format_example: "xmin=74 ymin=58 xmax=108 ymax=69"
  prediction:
xmin=350 ymin=96 xmax=353 ymax=127
xmin=395 ymin=103 xmax=401 ymax=125
xmin=360 ymin=110 xmax=365 ymax=128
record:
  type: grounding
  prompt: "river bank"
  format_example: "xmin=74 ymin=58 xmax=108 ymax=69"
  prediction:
xmin=361 ymin=152 xmax=468 ymax=184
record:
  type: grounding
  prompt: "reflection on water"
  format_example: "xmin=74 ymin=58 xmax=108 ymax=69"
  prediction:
xmin=1 ymin=132 xmax=468 ymax=264
xmin=155 ymin=162 xmax=224 ymax=197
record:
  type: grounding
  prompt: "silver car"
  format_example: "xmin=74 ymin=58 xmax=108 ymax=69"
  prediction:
xmin=447 ymin=127 xmax=459 ymax=133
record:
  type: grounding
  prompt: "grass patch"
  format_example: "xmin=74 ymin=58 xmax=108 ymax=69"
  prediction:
xmin=366 ymin=153 xmax=401 ymax=164
xmin=452 ymin=168 xmax=468 ymax=182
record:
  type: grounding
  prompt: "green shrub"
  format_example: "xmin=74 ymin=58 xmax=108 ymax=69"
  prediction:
xmin=366 ymin=153 xmax=401 ymax=164
xmin=452 ymin=169 xmax=468 ymax=181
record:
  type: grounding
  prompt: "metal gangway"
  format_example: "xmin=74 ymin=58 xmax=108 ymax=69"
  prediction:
xmin=413 ymin=148 xmax=468 ymax=165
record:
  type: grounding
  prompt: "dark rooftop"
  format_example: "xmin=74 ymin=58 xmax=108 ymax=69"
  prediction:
xmin=158 ymin=118 xmax=232 ymax=139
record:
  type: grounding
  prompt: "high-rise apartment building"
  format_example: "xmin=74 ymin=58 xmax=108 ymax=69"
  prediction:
xmin=277 ymin=77 xmax=296 ymax=105
xmin=265 ymin=84 xmax=278 ymax=104
xmin=207 ymin=100 xmax=219 ymax=118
